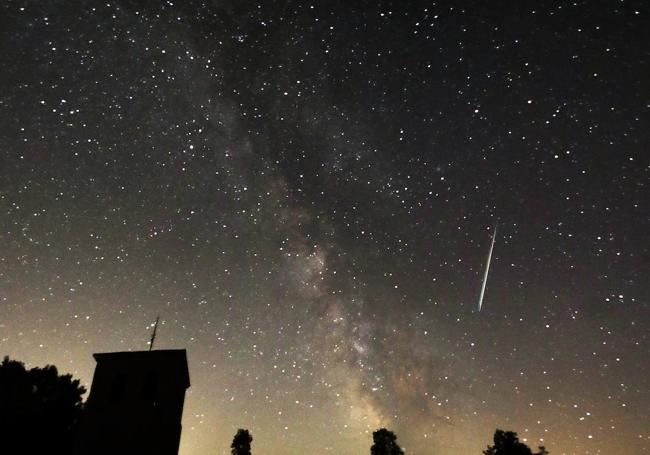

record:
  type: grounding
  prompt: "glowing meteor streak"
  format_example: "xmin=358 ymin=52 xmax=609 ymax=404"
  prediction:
xmin=478 ymin=224 xmax=498 ymax=312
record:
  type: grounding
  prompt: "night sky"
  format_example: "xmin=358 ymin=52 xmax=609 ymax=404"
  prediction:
xmin=1 ymin=1 xmax=648 ymax=454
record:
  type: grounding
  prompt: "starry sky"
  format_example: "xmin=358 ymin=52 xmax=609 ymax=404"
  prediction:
xmin=1 ymin=1 xmax=648 ymax=454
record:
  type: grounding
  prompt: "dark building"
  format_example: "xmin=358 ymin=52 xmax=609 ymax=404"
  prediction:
xmin=73 ymin=349 xmax=190 ymax=455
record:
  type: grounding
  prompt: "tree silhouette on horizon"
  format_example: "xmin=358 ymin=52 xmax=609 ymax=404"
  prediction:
xmin=0 ymin=356 xmax=86 ymax=455
xmin=371 ymin=428 xmax=405 ymax=455
xmin=231 ymin=428 xmax=253 ymax=455
xmin=484 ymin=429 xmax=549 ymax=455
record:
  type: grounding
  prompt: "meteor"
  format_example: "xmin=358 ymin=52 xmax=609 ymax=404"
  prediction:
xmin=477 ymin=224 xmax=498 ymax=312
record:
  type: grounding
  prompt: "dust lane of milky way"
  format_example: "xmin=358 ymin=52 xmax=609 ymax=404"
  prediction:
xmin=0 ymin=1 xmax=648 ymax=455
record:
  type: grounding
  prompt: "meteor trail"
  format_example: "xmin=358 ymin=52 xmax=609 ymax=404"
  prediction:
xmin=478 ymin=224 xmax=498 ymax=312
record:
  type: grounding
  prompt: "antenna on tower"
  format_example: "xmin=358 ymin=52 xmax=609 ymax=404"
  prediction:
xmin=149 ymin=316 xmax=160 ymax=351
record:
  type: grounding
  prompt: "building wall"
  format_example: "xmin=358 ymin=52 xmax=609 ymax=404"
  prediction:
xmin=73 ymin=350 xmax=189 ymax=455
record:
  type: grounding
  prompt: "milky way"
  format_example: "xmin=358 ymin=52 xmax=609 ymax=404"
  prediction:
xmin=1 ymin=2 xmax=648 ymax=454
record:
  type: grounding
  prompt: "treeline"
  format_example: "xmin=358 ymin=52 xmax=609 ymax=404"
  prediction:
xmin=1 ymin=356 xmax=549 ymax=455
xmin=0 ymin=356 xmax=85 ymax=454
xmin=229 ymin=427 xmax=548 ymax=455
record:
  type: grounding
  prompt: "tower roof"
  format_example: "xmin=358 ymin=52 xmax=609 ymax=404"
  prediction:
xmin=92 ymin=349 xmax=190 ymax=388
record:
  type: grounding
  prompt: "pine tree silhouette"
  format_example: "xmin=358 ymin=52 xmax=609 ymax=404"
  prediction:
xmin=231 ymin=428 xmax=253 ymax=455
xmin=371 ymin=428 xmax=405 ymax=455
xmin=484 ymin=429 xmax=549 ymax=455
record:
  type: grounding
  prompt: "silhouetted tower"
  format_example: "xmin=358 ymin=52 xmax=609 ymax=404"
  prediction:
xmin=73 ymin=349 xmax=190 ymax=455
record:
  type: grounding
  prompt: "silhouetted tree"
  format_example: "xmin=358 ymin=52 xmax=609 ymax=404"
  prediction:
xmin=483 ymin=429 xmax=549 ymax=455
xmin=231 ymin=428 xmax=253 ymax=455
xmin=371 ymin=428 xmax=405 ymax=455
xmin=0 ymin=356 xmax=86 ymax=455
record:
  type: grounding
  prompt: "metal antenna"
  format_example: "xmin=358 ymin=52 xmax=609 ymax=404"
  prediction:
xmin=149 ymin=316 xmax=160 ymax=351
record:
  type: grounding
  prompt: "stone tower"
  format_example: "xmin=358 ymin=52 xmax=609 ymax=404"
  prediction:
xmin=73 ymin=349 xmax=190 ymax=455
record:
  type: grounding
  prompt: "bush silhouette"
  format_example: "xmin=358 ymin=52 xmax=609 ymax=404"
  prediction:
xmin=371 ymin=428 xmax=405 ymax=455
xmin=231 ymin=428 xmax=253 ymax=455
xmin=484 ymin=429 xmax=549 ymax=455
xmin=0 ymin=356 xmax=86 ymax=455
